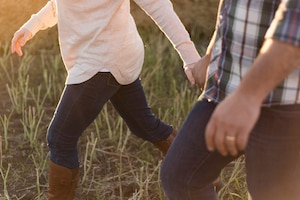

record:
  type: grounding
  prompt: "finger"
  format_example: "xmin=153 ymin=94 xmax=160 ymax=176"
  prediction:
xmin=214 ymin=128 xmax=228 ymax=156
xmin=12 ymin=41 xmax=23 ymax=56
xmin=196 ymin=80 xmax=205 ymax=91
xmin=11 ymin=44 xmax=17 ymax=54
xmin=225 ymin=134 xmax=239 ymax=156
xmin=11 ymin=32 xmax=22 ymax=52
xmin=187 ymin=74 xmax=195 ymax=85
xmin=205 ymin=121 xmax=216 ymax=152
xmin=15 ymin=46 xmax=23 ymax=56
xmin=11 ymin=42 xmax=23 ymax=56
xmin=11 ymin=36 xmax=19 ymax=53
xmin=236 ymin=131 xmax=249 ymax=151
xmin=184 ymin=68 xmax=195 ymax=85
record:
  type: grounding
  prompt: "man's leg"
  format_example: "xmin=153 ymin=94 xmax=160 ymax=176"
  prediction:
xmin=161 ymin=98 xmax=239 ymax=200
xmin=246 ymin=104 xmax=300 ymax=200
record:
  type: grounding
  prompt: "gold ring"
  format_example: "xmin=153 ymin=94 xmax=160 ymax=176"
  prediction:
xmin=226 ymin=136 xmax=236 ymax=142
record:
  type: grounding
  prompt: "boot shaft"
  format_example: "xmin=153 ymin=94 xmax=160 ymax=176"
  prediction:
xmin=48 ymin=160 xmax=79 ymax=200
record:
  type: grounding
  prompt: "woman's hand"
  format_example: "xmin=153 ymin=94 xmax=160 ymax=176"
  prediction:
xmin=184 ymin=54 xmax=210 ymax=89
xmin=11 ymin=28 xmax=32 ymax=56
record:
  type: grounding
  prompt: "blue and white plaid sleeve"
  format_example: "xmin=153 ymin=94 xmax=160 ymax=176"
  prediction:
xmin=265 ymin=0 xmax=300 ymax=47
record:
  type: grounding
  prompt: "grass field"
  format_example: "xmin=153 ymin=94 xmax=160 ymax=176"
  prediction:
xmin=0 ymin=1 xmax=248 ymax=199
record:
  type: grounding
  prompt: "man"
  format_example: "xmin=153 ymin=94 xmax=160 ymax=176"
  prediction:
xmin=161 ymin=0 xmax=300 ymax=199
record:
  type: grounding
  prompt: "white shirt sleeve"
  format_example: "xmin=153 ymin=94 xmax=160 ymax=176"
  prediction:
xmin=134 ymin=0 xmax=200 ymax=66
xmin=21 ymin=0 xmax=58 ymax=37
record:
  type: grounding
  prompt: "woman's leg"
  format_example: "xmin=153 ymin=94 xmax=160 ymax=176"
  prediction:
xmin=47 ymin=72 xmax=120 ymax=168
xmin=110 ymin=78 xmax=173 ymax=143
xmin=47 ymin=72 xmax=120 ymax=199
xmin=161 ymin=98 xmax=239 ymax=200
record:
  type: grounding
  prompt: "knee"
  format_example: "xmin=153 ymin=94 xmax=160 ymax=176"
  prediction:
xmin=46 ymin=124 xmax=54 ymax=147
xmin=46 ymin=125 xmax=80 ymax=169
xmin=47 ymin=124 xmax=78 ymax=152
xmin=46 ymin=123 xmax=59 ymax=149
xmin=160 ymin=151 xmax=217 ymax=200
xmin=46 ymin=124 xmax=63 ymax=162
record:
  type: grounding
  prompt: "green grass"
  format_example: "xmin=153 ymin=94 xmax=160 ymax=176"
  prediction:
xmin=0 ymin=28 xmax=248 ymax=199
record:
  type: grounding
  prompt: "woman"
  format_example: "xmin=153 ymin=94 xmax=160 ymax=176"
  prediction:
xmin=11 ymin=0 xmax=201 ymax=199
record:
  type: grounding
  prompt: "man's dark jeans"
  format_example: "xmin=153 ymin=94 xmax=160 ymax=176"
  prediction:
xmin=161 ymin=98 xmax=300 ymax=200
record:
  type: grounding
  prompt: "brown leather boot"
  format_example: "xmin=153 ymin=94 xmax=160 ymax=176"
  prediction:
xmin=153 ymin=129 xmax=177 ymax=155
xmin=48 ymin=160 xmax=79 ymax=200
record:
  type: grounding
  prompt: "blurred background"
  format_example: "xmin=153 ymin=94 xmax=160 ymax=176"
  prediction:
xmin=0 ymin=0 xmax=219 ymax=45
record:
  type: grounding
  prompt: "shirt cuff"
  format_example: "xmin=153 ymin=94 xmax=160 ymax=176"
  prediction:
xmin=22 ymin=15 xmax=44 ymax=37
xmin=176 ymin=41 xmax=201 ymax=66
xmin=265 ymin=0 xmax=300 ymax=47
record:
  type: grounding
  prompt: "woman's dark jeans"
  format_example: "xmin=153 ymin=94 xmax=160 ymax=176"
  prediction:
xmin=161 ymin=98 xmax=300 ymax=200
xmin=47 ymin=72 xmax=172 ymax=169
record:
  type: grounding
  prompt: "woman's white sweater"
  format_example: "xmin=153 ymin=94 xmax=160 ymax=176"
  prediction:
xmin=22 ymin=0 xmax=200 ymax=85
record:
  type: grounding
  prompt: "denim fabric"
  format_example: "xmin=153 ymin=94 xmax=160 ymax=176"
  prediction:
xmin=47 ymin=72 xmax=172 ymax=169
xmin=246 ymin=104 xmax=300 ymax=200
xmin=161 ymin=98 xmax=300 ymax=200
xmin=161 ymin=99 xmax=237 ymax=200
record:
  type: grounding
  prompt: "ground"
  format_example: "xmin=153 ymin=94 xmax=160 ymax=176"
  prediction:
xmin=0 ymin=1 xmax=234 ymax=199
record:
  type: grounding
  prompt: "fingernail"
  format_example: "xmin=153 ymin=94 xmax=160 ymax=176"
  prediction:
xmin=207 ymin=146 xmax=214 ymax=152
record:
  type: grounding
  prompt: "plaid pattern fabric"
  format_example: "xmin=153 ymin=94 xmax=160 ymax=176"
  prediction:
xmin=203 ymin=0 xmax=300 ymax=106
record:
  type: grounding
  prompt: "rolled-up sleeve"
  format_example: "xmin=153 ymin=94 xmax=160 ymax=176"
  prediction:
xmin=265 ymin=0 xmax=300 ymax=47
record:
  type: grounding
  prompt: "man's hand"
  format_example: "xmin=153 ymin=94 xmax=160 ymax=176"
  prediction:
xmin=205 ymin=39 xmax=300 ymax=157
xmin=205 ymin=91 xmax=261 ymax=156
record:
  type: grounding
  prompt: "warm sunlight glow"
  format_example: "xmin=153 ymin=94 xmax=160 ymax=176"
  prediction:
xmin=0 ymin=0 xmax=48 ymax=43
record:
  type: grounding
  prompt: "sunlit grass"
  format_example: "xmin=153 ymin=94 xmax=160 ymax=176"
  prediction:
xmin=0 ymin=28 xmax=248 ymax=199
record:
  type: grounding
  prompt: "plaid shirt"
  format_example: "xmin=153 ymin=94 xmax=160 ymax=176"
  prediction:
xmin=203 ymin=0 xmax=300 ymax=106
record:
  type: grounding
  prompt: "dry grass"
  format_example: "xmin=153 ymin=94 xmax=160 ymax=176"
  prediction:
xmin=0 ymin=30 xmax=248 ymax=200
xmin=0 ymin=1 xmax=249 ymax=200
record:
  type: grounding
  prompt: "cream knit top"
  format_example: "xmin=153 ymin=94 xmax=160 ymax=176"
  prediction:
xmin=22 ymin=0 xmax=200 ymax=85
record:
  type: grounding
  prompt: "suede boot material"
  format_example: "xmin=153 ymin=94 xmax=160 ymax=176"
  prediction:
xmin=154 ymin=129 xmax=177 ymax=155
xmin=48 ymin=160 xmax=79 ymax=200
